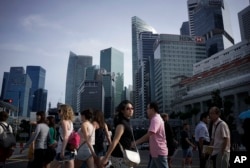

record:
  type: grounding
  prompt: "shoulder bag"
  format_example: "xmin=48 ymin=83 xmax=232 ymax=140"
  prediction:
xmin=119 ymin=126 xmax=140 ymax=167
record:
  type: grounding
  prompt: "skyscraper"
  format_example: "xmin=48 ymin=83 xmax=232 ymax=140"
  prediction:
xmin=137 ymin=31 xmax=158 ymax=118
xmin=26 ymin=66 xmax=47 ymax=113
xmin=2 ymin=67 xmax=32 ymax=117
xmin=238 ymin=4 xmax=250 ymax=41
xmin=187 ymin=0 xmax=234 ymax=56
xmin=154 ymin=34 xmax=206 ymax=113
xmin=100 ymin=47 xmax=124 ymax=118
xmin=131 ymin=16 xmax=156 ymax=113
xmin=65 ymin=51 xmax=92 ymax=113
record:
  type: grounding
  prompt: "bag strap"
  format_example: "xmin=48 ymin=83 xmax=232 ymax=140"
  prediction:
xmin=0 ymin=123 xmax=10 ymax=132
xmin=213 ymin=121 xmax=222 ymax=138
xmin=119 ymin=125 xmax=139 ymax=153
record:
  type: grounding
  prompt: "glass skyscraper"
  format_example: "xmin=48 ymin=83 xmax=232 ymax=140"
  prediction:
xmin=65 ymin=51 xmax=92 ymax=113
xmin=187 ymin=0 xmax=234 ymax=57
xmin=100 ymin=47 xmax=124 ymax=118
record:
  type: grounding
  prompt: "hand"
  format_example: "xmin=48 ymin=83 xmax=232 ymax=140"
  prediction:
xmin=60 ymin=152 xmax=65 ymax=160
xmin=100 ymin=156 xmax=108 ymax=168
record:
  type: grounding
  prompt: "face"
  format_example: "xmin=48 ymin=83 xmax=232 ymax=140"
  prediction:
xmin=81 ymin=114 xmax=86 ymax=122
xmin=209 ymin=108 xmax=219 ymax=122
xmin=58 ymin=108 xmax=62 ymax=118
xmin=36 ymin=115 xmax=41 ymax=122
xmin=122 ymin=103 xmax=134 ymax=118
xmin=147 ymin=104 xmax=154 ymax=119
xmin=204 ymin=116 xmax=210 ymax=124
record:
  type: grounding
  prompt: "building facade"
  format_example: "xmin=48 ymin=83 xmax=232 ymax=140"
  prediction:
xmin=100 ymin=47 xmax=124 ymax=118
xmin=154 ymin=34 xmax=207 ymax=113
xmin=238 ymin=5 xmax=250 ymax=41
xmin=65 ymin=51 xmax=92 ymax=113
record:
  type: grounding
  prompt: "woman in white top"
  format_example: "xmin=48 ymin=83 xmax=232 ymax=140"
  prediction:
xmin=75 ymin=109 xmax=96 ymax=168
xmin=55 ymin=104 xmax=75 ymax=168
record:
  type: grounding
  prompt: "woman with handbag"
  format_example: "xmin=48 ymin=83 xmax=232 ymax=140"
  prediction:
xmin=74 ymin=109 xmax=96 ymax=168
xmin=100 ymin=100 xmax=135 ymax=168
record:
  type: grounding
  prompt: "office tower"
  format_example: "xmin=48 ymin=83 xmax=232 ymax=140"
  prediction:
xmin=26 ymin=66 xmax=47 ymax=113
xmin=154 ymin=34 xmax=206 ymax=113
xmin=0 ymin=72 xmax=9 ymax=100
xmin=78 ymin=65 xmax=104 ymax=113
xmin=238 ymin=5 xmax=250 ymax=41
xmin=100 ymin=47 xmax=124 ymax=118
xmin=187 ymin=0 xmax=234 ymax=57
xmin=137 ymin=31 xmax=158 ymax=118
xmin=65 ymin=51 xmax=92 ymax=113
xmin=180 ymin=21 xmax=190 ymax=36
xmin=131 ymin=16 xmax=156 ymax=114
xmin=3 ymin=67 xmax=32 ymax=117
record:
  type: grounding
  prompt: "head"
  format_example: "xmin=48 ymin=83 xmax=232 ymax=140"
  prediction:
xmin=36 ymin=111 xmax=47 ymax=124
xmin=93 ymin=110 xmax=105 ymax=128
xmin=183 ymin=123 xmax=190 ymax=131
xmin=115 ymin=100 xmax=134 ymax=119
xmin=209 ymin=106 xmax=221 ymax=122
xmin=147 ymin=102 xmax=159 ymax=119
xmin=161 ymin=113 xmax=169 ymax=122
xmin=58 ymin=104 xmax=75 ymax=121
xmin=200 ymin=112 xmax=209 ymax=124
xmin=80 ymin=108 xmax=93 ymax=122
xmin=0 ymin=111 xmax=9 ymax=122
xmin=47 ymin=116 xmax=55 ymax=128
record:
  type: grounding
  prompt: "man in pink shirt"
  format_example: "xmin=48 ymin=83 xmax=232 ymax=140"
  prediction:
xmin=133 ymin=102 xmax=169 ymax=168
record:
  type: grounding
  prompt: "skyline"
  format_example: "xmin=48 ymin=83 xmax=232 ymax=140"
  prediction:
xmin=0 ymin=0 xmax=249 ymax=107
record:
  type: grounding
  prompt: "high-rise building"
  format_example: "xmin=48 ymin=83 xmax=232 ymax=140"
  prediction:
xmin=100 ymin=47 xmax=124 ymax=118
xmin=180 ymin=21 xmax=190 ymax=36
xmin=187 ymin=0 xmax=234 ymax=57
xmin=65 ymin=51 xmax=92 ymax=113
xmin=26 ymin=66 xmax=47 ymax=113
xmin=238 ymin=4 xmax=250 ymax=41
xmin=137 ymin=31 xmax=158 ymax=118
xmin=131 ymin=16 xmax=156 ymax=113
xmin=77 ymin=65 xmax=104 ymax=113
xmin=154 ymin=34 xmax=206 ymax=113
xmin=131 ymin=16 xmax=156 ymax=90
xmin=2 ymin=67 xmax=32 ymax=117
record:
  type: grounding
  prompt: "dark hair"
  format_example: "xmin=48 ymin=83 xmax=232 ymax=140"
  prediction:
xmin=36 ymin=111 xmax=47 ymax=124
xmin=0 ymin=111 xmax=9 ymax=122
xmin=200 ymin=112 xmax=209 ymax=121
xmin=47 ymin=116 xmax=56 ymax=128
xmin=81 ymin=108 xmax=93 ymax=120
xmin=114 ymin=100 xmax=133 ymax=126
xmin=93 ymin=110 xmax=105 ymax=128
xmin=148 ymin=102 xmax=159 ymax=113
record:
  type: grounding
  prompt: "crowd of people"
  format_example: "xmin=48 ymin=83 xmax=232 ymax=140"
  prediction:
xmin=0 ymin=101 xmax=249 ymax=168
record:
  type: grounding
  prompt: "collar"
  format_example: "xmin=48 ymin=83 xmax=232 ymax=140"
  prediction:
xmin=213 ymin=118 xmax=222 ymax=126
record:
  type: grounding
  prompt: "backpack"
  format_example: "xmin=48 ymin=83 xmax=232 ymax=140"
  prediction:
xmin=60 ymin=131 xmax=80 ymax=151
xmin=0 ymin=123 xmax=16 ymax=148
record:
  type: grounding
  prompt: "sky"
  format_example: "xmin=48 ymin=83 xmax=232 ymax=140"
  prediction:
xmin=0 ymin=0 xmax=249 ymax=107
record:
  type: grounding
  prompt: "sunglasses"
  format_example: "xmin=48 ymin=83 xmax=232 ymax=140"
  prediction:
xmin=126 ymin=107 xmax=134 ymax=110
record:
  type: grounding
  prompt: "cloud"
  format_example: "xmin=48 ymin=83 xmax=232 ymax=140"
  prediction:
xmin=20 ymin=14 xmax=63 ymax=31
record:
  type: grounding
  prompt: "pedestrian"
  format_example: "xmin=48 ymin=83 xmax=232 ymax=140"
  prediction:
xmin=100 ymin=100 xmax=135 ymax=168
xmin=75 ymin=108 xmax=96 ymax=168
xmin=44 ymin=116 xmax=57 ymax=168
xmin=133 ymin=102 xmax=168 ymax=168
xmin=161 ymin=113 xmax=178 ymax=168
xmin=180 ymin=123 xmax=196 ymax=168
xmin=194 ymin=112 xmax=210 ymax=168
xmin=0 ymin=111 xmax=15 ymax=168
xmin=20 ymin=111 xmax=50 ymax=168
xmin=92 ymin=109 xmax=111 ymax=156
xmin=209 ymin=106 xmax=230 ymax=168
xmin=53 ymin=104 xmax=75 ymax=168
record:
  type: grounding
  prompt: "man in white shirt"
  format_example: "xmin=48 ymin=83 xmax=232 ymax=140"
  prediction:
xmin=195 ymin=112 xmax=210 ymax=168
xmin=209 ymin=106 xmax=230 ymax=168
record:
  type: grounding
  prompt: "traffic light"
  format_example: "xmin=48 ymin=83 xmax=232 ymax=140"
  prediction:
xmin=3 ymin=99 xmax=13 ymax=103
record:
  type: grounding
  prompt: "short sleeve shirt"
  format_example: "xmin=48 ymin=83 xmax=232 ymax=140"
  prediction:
xmin=148 ymin=114 xmax=168 ymax=157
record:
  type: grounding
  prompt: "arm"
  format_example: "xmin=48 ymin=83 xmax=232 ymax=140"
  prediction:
xmin=23 ymin=124 xmax=40 ymax=149
xmin=134 ymin=131 xmax=153 ymax=146
xmin=185 ymin=137 xmax=195 ymax=148
xmin=81 ymin=122 xmax=96 ymax=157
xmin=104 ymin=123 xmax=112 ymax=145
xmin=61 ymin=120 xmax=70 ymax=155
xmin=101 ymin=124 xmax=124 ymax=166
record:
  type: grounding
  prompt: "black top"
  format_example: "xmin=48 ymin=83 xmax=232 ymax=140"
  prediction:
xmin=111 ymin=116 xmax=133 ymax=158
xmin=93 ymin=128 xmax=105 ymax=153
xmin=164 ymin=121 xmax=175 ymax=147
xmin=181 ymin=130 xmax=190 ymax=149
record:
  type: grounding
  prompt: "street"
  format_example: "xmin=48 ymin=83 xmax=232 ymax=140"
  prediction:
xmin=6 ymin=146 xmax=200 ymax=168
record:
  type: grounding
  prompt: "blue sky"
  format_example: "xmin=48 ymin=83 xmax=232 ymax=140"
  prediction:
xmin=0 ymin=0 xmax=249 ymax=107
